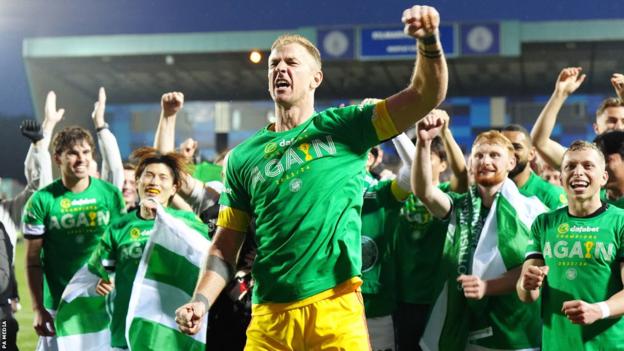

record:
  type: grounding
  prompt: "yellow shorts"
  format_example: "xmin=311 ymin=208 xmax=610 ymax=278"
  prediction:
xmin=245 ymin=278 xmax=371 ymax=351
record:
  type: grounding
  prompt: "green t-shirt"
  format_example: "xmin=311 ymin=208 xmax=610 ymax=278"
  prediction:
xmin=527 ymin=204 xmax=624 ymax=350
xmin=360 ymin=175 xmax=403 ymax=317
xmin=22 ymin=177 xmax=125 ymax=310
xmin=220 ymin=103 xmax=384 ymax=304
xmin=518 ymin=171 xmax=567 ymax=210
xmin=396 ymin=182 xmax=451 ymax=304
xmin=600 ymin=188 xmax=624 ymax=209
xmin=88 ymin=207 xmax=207 ymax=348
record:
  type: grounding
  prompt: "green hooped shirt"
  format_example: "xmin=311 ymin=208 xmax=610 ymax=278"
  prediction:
xmin=518 ymin=171 xmax=567 ymax=210
xmin=22 ymin=177 xmax=125 ymax=310
xmin=360 ymin=174 xmax=403 ymax=317
xmin=88 ymin=207 xmax=208 ymax=348
xmin=527 ymin=204 xmax=624 ymax=350
xmin=220 ymin=103 xmax=386 ymax=304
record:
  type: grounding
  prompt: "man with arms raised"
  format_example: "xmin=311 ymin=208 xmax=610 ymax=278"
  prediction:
xmin=501 ymin=124 xmax=567 ymax=210
xmin=22 ymin=126 xmax=124 ymax=349
xmin=175 ymin=4 xmax=447 ymax=349
xmin=518 ymin=140 xmax=624 ymax=350
xmin=531 ymin=67 xmax=624 ymax=170
xmin=413 ymin=115 xmax=543 ymax=350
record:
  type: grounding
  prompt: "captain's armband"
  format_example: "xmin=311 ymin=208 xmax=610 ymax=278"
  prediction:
xmin=216 ymin=206 xmax=250 ymax=232
xmin=371 ymin=100 xmax=399 ymax=141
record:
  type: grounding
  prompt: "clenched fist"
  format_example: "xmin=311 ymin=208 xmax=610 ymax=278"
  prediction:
xmin=161 ymin=92 xmax=184 ymax=118
xmin=402 ymin=5 xmax=440 ymax=39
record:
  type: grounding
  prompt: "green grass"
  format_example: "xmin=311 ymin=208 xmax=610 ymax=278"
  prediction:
xmin=15 ymin=240 xmax=38 ymax=350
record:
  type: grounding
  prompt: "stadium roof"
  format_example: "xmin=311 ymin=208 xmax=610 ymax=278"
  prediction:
xmin=23 ymin=20 xmax=624 ymax=127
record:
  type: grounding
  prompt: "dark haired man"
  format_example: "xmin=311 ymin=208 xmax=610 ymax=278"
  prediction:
xmin=22 ymin=126 xmax=124 ymax=349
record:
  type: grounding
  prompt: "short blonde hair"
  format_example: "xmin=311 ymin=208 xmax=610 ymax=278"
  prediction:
xmin=472 ymin=130 xmax=514 ymax=156
xmin=271 ymin=34 xmax=322 ymax=69
xmin=563 ymin=140 xmax=606 ymax=168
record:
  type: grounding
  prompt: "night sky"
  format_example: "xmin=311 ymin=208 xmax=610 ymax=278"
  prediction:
xmin=0 ymin=0 xmax=621 ymax=117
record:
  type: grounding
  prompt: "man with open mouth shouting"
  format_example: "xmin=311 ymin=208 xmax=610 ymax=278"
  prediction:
xmin=519 ymin=140 xmax=624 ymax=350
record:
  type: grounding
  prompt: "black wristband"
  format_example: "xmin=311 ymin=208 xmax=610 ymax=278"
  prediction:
xmin=418 ymin=48 xmax=442 ymax=59
xmin=420 ymin=34 xmax=438 ymax=46
xmin=96 ymin=123 xmax=109 ymax=132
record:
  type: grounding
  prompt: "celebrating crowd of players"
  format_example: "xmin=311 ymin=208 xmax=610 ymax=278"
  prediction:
xmin=1 ymin=3 xmax=624 ymax=351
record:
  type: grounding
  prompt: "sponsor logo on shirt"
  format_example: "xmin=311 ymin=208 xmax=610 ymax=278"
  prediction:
xmin=60 ymin=198 xmax=72 ymax=209
xmin=264 ymin=142 xmax=278 ymax=158
xmin=61 ymin=198 xmax=98 ymax=209
xmin=557 ymin=223 xmax=599 ymax=234
xmin=130 ymin=228 xmax=141 ymax=240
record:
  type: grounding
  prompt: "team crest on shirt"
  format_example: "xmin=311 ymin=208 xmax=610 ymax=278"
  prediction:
xmin=289 ymin=178 xmax=302 ymax=192
xmin=557 ymin=223 xmax=569 ymax=234
xmin=130 ymin=228 xmax=141 ymax=240
xmin=361 ymin=236 xmax=379 ymax=272
xmin=60 ymin=198 xmax=71 ymax=209
xmin=565 ymin=268 xmax=577 ymax=280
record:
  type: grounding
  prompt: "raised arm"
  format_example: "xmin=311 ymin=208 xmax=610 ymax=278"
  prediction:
xmin=154 ymin=92 xmax=184 ymax=153
xmin=530 ymin=67 xmax=585 ymax=170
xmin=177 ymin=174 xmax=221 ymax=215
xmin=385 ymin=5 xmax=448 ymax=132
xmin=411 ymin=113 xmax=452 ymax=218
xmin=391 ymin=133 xmax=415 ymax=194
xmin=611 ymin=73 xmax=624 ymax=101
xmin=41 ymin=91 xmax=64 ymax=150
xmin=92 ymin=87 xmax=124 ymax=190
xmin=437 ymin=110 xmax=468 ymax=192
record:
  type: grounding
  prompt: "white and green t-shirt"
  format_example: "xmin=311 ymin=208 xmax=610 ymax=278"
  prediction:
xmin=22 ymin=177 xmax=125 ymax=310
xmin=526 ymin=204 xmax=624 ymax=350
xmin=220 ymin=103 xmax=391 ymax=304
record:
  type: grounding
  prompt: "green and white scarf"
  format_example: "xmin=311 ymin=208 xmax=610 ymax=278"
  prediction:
xmin=421 ymin=179 xmax=545 ymax=351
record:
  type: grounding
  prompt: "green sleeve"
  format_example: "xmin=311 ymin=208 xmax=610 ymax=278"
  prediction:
xmin=317 ymin=103 xmax=383 ymax=153
xmin=219 ymin=149 xmax=252 ymax=214
xmin=369 ymin=180 xmax=403 ymax=210
xmin=21 ymin=191 xmax=47 ymax=238
xmin=546 ymin=186 xmax=567 ymax=210
xmin=526 ymin=215 xmax=544 ymax=258
xmin=111 ymin=187 xmax=126 ymax=220
xmin=87 ymin=226 xmax=116 ymax=281
xmin=617 ymin=217 xmax=624 ymax=260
